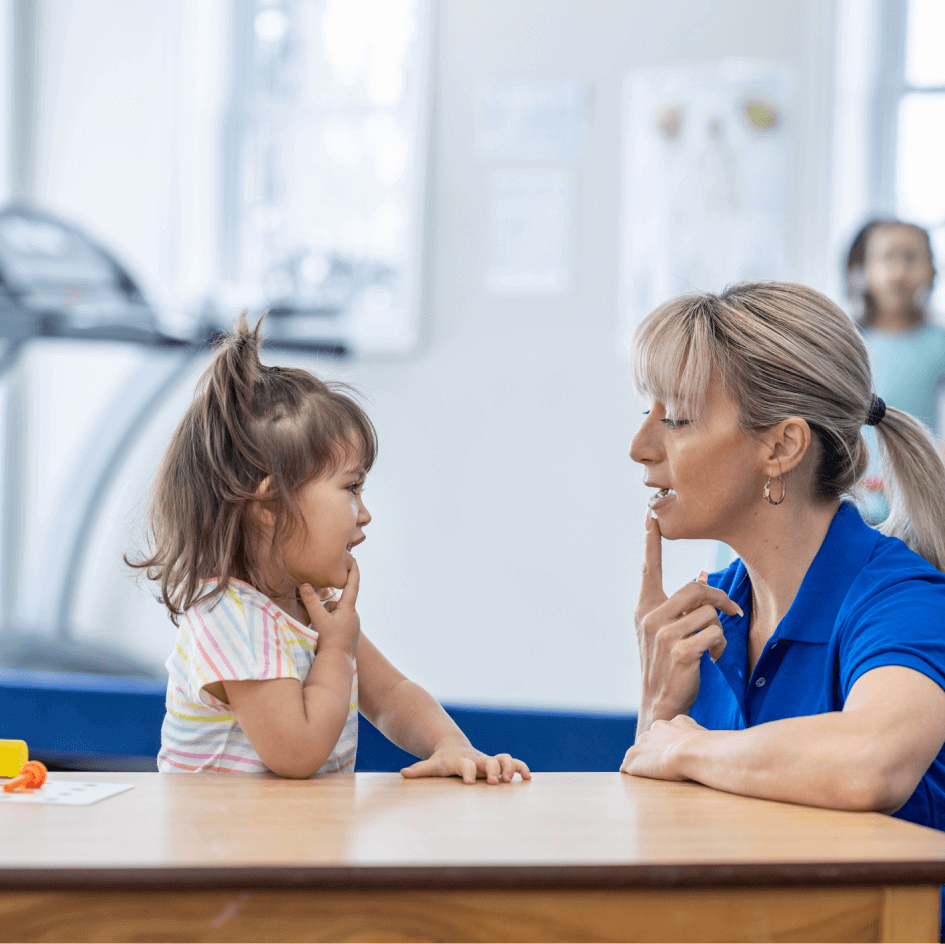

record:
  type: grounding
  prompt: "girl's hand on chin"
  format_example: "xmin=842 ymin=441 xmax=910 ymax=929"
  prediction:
xmin=299 ymin=558 xmax=361 ymax=659
xmin=401 ymin=737 xmax=532 ymax=785
xmin=620 ymin=715 xmax=704 ymax=780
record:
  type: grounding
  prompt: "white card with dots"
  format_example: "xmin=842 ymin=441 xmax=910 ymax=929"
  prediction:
xmin=0 ymin=780 xmax=134 ymax=805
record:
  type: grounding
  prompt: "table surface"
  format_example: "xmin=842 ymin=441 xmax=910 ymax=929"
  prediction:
xmin=4 ymin=771 xmax=945 ymax=890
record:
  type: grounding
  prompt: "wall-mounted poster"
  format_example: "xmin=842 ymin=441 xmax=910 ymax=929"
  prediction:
xmin=620 ymin=61 xmax=797 ymax=351
xmin=487 ymin=170 xmax=571 ymax=294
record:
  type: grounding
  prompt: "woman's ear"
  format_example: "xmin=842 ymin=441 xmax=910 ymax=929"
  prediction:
xmin=761 ymin=417 xmax=812 ymax=478
xmin=252 ymin=475 xmax=276 ymax=528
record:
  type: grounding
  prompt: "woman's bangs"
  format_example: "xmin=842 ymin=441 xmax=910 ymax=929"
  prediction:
xmin=630 ymin=301 xmax=713 ymax=420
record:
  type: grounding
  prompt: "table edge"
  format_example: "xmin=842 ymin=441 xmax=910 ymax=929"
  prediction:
xmin=5 ymin=861 xmax=945 ymax=891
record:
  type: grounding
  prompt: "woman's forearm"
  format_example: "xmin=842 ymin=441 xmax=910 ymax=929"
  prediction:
xmin=672 ymin=713 xmax=909 ymax=811
xmin=635 ymin=694 xmax=684 ymax=739
xmin=371 ymin=678 xmax=470 ymax=759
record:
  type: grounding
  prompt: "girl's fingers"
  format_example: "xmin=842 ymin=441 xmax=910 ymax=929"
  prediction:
xmin=400 ymin=757 xmax=437 ymax=778
xmin=638 ymin=512 xmax=667 ymax=613
xmin=460 ymin=757 xmax=477 ymax=784
xmin=298 ymin=584 xmax=328 ymax=626
xmin=337 ymin=557 xmax=360 ymax=608
xmin=497 ymin=754 xmax=531 ymax=781
xmin=483 ymin=755 xmax=501 ymax=784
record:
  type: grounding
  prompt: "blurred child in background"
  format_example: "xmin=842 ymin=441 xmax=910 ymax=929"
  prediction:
xmin=845 ymin=219 xmax=945 ymax=520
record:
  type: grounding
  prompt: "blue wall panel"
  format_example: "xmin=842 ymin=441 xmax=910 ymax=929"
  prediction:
xmin=0 ymin=669 xmax=635 ymax=772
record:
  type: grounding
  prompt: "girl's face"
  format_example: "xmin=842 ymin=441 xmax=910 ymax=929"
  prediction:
xmin=281 ymin=458 xmax=371 ymax=590
xmin=864 ymin=224 xmax=935 ymax=315
xmin=629 ymin=375 xmax=765 ymax=542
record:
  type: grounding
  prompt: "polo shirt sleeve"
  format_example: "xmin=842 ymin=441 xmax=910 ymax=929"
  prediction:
xmin=837 ymin=570 xmax=945 ymax=700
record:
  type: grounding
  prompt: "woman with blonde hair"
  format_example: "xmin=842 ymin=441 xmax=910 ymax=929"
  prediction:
xmin=621 ymin=283 xmax=945 ymax=925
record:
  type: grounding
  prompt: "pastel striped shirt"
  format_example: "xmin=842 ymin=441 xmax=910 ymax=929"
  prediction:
xmin=158 ymin=579 xmax=357 ymax=775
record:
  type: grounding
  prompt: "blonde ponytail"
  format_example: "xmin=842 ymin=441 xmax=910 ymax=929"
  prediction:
xmin=875 ymin=407 xmax=945 ymax=571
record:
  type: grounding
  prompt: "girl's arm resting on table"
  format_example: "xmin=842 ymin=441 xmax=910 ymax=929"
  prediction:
xmin=223 ymin=644 xmax=355 ymax=779
xmin=622 ymin=665 xmax=945 ymax=812
xmin=356 ymin=634 xmax=531 ymax=784
xmin=222 ymin=576 xmax=361 ymax=779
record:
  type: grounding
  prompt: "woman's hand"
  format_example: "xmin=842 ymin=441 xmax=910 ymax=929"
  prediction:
xmin=620 ymin=714 xmax=705 ymax=780
xmin=635 ymin=514 xmax=742 ymax=733
xmin=400 ymin=736 xmax=532 ymax=785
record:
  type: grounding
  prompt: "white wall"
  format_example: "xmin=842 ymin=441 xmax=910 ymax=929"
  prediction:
xmin=19 ymin=0 xmax=837 ymax=710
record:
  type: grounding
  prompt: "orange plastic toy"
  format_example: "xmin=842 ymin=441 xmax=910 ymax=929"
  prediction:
xmin=3 ymin=760 xmax=47 ymax=792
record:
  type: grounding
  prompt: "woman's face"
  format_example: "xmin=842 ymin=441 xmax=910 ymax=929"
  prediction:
xmin=864 ymin=224 xmax=935 ymax=316
xmin=629 ymin=375 xmax=766 ymax=542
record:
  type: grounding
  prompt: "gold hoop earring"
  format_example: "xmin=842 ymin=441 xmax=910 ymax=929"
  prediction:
xmin=763 ymin=475 xmax=786 ymax=506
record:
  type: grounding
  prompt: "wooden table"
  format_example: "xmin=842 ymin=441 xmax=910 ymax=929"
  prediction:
xmin=3 ymin=771 xmax=945 ymax=942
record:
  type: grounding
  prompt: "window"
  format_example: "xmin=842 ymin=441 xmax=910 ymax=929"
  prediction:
xmin=873 ymin=0 xmax=945 ymax=308
xmin=223 ymin=0 xmax=432 ymax=355
xmin=896 ymin=0 xmax=945 ymax=282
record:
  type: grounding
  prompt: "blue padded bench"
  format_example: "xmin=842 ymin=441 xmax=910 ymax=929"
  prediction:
xmin=0 ymin=669 xmax=636 ymax=772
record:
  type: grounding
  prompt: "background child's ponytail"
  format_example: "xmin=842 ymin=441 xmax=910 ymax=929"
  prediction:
xmin=127 ymin=313 xmax=377 ymax=623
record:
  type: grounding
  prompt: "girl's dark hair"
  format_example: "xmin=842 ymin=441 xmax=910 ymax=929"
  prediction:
xmin=844 ymin=218 xmax=934 ymax=326
xmin=127 ymin=313 xmax=377 ymax=623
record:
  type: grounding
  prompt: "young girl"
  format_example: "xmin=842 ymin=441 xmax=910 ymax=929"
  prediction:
xmin=845 ymin=219 xmax=945 ymax=521
xmin=846 ymin=218 xmax=944 ymax=433
xmin=130 ymin=314 xmax=531 ymax=783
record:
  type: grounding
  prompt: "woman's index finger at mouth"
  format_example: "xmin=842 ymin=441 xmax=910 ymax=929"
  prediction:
xmin=639 ymin=512 xmax=666 ymax=608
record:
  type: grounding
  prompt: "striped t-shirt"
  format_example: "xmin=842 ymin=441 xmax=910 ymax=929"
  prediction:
xmin=158 ymin=579 xmax=357 ymax=774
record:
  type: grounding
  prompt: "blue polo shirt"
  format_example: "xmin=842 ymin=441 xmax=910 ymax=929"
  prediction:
xmin=696 ymin=501 xmax=945 ymax=830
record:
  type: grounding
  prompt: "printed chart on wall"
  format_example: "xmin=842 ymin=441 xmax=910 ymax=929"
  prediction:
xmin=620 ymin=61 xmax=797 ymax=351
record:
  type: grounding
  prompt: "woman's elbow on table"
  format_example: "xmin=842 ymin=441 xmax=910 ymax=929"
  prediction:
xmin=835 ymin=748 xmax=923 ymax=813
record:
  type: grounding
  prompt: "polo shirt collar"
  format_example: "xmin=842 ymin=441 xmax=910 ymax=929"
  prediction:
xmin=771 ymin=501 xmax=879 ymax=644
xmin=709 ymin=502 xmax=879 ymax=717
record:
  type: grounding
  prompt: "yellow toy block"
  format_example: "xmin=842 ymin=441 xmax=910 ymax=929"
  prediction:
xmin=0 ymin=740 xmax=28 ymax=777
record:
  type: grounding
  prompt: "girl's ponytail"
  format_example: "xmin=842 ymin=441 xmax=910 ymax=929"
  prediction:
xmin=875 ymin=407 xmax=945 ymax=571
xmin=204 ymin=312 xmax=268 ymax=483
